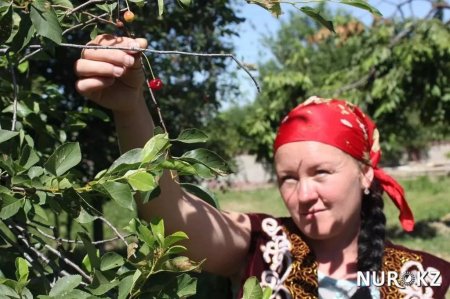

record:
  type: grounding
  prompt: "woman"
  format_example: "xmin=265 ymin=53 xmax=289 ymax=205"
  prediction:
xmin=75 ymin=35 xmax=449 ymax=299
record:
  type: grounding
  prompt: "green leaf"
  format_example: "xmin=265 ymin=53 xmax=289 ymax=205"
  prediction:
xmin=52 ymin=0 xmax=74 ymax=9
xmin=44 ymin=142 xmax=81 ymax=177
xmin=165 ymin=244 xmax=187 ymax=255
xmin=19 ymin=145 xmax=39 ymax=170
xmin=191 ymin=163 xmax=216 ymax=179
xmin=174 ymin=128 xmax=208 ymax=144
xmin=158 ymin=0 xmax=164 ymax=16
xmin=74 ymin=207 xmax=97 ymax=224
xmin=2 ymin=102 xmax=32 ymax=118
xmin=78 ymin=232 xmax=100 ymax=270
xmin=95 ymin=2 xmax=117 ymax=14
xmin=339 ymin=0 xmax=382 ymax=16
xmin=125 ymin=170 xmax=156 ymax=191
xmin=0 ymin=284 xmax=19 ymax=298
xmin=30 ymin=204 xmax=48 ymax=222
xmin=300 ymin=6 xmax=335 ymax=33
xmin=15 ymin=257 xmax=29 ymax=283
xmin=180 ymin=183 xmax=219 ymax=208
xmin=0 ymin=130 xmax=19 ymax=144
xmin=159 ymin=159 xmax=197 ymax=176
xmin=17 ymin=60 xmax=29 ymax=73
xmin=262 ymin=286 xmax=273 ymax=299
xmin=129 ymin=0 xmax=145 ymax=7
xmin=90 ymin=25 xmax=98 ymax=40
xmin=49 ymin=275 xmax=82 ymax=297
xmin=150 ymin=217 xmax=165 ymax=247
xmin=101 ymin=181 xmax=135 ymax=211
xmin=87 ymin=271 xmax=119 ymax=296
xmin=177 ymin=0 xmax=192 ymax=7
xmin=28 ymin=166 xmax=44 ymax=179
xmin=164 ymin=231 xmax=188 ymax=249
xmin=30 ymin=0 xmax=63 ymax=44
xmin=179 ymin=148 xmax=231 ymax=176
xmin=117 ymin=273 xmax=134 ymax=299
xmin=242 ymin=276 xmax=263 ymax=299
xmin=175 ymin=273 xmax=197 ymax=297
xmin=0 ymin=195 xmax=23 ymax=220
xmin=10 ymin=14 xmax=35 ymax=52
xmin=61 ymin=188 xmax=82 ymax=218
xmin=107 ymin=148 xmax=142 ymax=174
xmin=141 ymin=134 xmax=170 ymax=163
xmin=0 ymin=2 xmax=12 ymax=45
xmin=100 ymin=252 xmax=125 ymax=271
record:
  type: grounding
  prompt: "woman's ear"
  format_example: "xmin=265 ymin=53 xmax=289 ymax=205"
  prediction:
xmin=360 ymin=164 xmax=374 ymax=189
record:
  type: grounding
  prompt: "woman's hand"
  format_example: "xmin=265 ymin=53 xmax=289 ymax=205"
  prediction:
xmin=74 ymin=34 xmax=148 ymax=112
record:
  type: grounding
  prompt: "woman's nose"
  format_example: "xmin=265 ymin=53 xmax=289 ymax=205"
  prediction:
xmin=296 ymin=179 xmax=318 ymax=203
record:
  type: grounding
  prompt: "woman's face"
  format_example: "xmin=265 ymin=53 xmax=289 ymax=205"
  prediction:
xmin=274 ymin=141 xmax=373 ymax=241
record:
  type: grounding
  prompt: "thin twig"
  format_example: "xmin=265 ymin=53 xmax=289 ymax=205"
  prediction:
xmin=62 ymin=8 xmax=128 ymax=35
xmin=98 ymin=216 xmax=131 ymax=248
xmin=26 ymin=43 xmax=261 ymax=92
xmin=18 ymin=48 xmax=43 ymax=64
xmin=12 ymin=223 xmax=93 ymax=283
xmin=4 ymin=223 xmax=68 ymax=283
xmin=43 ymin=244 xmax=92 ymax=283
xmin=66 ymin=0 xmax=109 ymax=15
xmin=33 ymin=224 xmax=133 ymax=244
xmin=6 ymin=52 xmax=19 ymax=131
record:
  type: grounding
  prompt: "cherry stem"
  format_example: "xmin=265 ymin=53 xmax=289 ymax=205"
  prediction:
xmin=142 ymin=54 xmax=156 ymax=79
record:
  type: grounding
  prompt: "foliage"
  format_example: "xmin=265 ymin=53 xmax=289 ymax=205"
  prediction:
xmin=242 ymin=1 xmax=450 ymax=164
xmin=0 ymin=127 xmax=230 ymax=297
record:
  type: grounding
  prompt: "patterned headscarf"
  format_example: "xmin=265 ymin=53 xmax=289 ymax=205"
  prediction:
xmin=274 ymin=96 xmax=414 ymax=232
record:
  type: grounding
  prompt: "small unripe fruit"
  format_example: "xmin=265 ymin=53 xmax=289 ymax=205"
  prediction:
xmin=148 ymin=78 xmax=163 ymax=91
xmin=123 ymin=10 xmax=135 ymax=23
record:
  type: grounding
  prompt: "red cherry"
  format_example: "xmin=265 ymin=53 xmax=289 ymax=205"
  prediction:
xmin=148 ymin=78 xmax=163 ymax=91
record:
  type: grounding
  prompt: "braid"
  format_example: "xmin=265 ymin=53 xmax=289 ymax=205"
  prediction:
xmin=351 ymin=179 xmax=386 ymax=299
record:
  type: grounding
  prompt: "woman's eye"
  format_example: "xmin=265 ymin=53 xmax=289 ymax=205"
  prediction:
xmin=280 ymin=176 xmax=297 ymax=184
xmin=316 ymin=169 xmax=331 ymax=176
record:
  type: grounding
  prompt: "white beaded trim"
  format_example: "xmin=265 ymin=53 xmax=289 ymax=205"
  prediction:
xmin=260 ymin=218 xmax=293 ymax=299
xmin=398 ymin=261 xmax=440 ymax=299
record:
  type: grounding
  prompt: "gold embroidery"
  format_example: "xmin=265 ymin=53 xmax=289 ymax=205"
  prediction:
xmin=284 ymin=229 xmax=318 ymax=299
xmin=380 ymin=247 xmax=423 ymax=298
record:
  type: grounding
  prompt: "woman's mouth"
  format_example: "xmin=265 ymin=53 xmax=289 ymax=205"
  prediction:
xmin=301 ymin=209 xmax=326 ymax=219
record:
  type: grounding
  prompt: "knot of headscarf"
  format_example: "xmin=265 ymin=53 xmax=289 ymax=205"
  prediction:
xmin=274 ymin=96 xmax=414 ymax=232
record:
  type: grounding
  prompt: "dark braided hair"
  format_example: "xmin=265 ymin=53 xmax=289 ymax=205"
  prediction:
xmin=351 ymin=179 xmax=386 ymax=299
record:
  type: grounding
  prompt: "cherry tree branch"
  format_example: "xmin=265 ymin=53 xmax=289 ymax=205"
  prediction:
xmin=31 ymin=224 xmax=133 ymax=245
xmin=12 ymin=223 xmax=93 ymax=283
xmin=332 ymin=3 xmax=441 ymax=95
xmin=66 ymin=0 xmax=111 ymax=16
xmin=5 ymin=52 xmax=18 ymax=131
xmin=44 ymin=43 xmax=261 ymax=93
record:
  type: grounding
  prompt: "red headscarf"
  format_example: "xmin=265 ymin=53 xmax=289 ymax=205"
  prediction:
xmin=274 ymin=96 xmax=414 ymax=232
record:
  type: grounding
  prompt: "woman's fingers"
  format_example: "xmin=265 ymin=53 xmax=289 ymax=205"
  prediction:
xmin=74 ymin=59 xmax=125 ymax=78
xmin=75 ymin=77 xmax=115 ymax=96
xmin=80 ymin=35 xmax=147 ymax=68
xmin=81 ymin=46 xmax=136 ymax=69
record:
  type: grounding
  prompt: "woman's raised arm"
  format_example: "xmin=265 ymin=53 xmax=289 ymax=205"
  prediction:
xmin=74 ymin=34 xmax=251 ymax=277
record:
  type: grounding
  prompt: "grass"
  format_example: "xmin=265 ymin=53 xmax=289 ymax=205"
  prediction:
xmin=213 ymin=176 xmax=450 ymax=261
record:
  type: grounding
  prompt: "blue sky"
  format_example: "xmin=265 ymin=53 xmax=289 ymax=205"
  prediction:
xmin=228 ymin=1 xmax=441 ymax=104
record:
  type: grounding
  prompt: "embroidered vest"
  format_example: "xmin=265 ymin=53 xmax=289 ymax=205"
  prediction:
xmin=243 ymin=214 xmax=450 ymax=299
